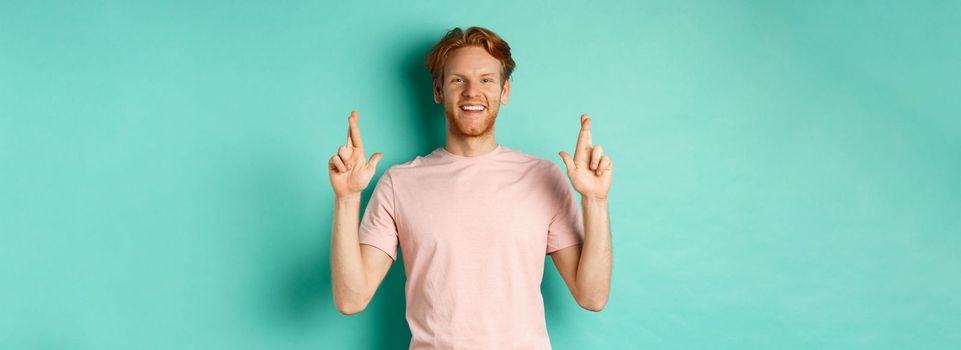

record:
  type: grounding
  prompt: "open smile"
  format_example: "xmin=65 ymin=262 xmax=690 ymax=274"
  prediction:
xmin=459 ymin=104 xmax=487 ymax=115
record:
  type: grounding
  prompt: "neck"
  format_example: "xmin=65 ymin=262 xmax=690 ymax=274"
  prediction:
xmin=444 ymin=133 xmax=498 ymax=157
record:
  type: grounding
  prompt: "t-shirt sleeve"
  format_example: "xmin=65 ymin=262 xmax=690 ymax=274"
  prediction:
xmin=358 ymin=170 xmax=399 ymax=261
xmin=546 ymin=163 xmax=585 ymax=254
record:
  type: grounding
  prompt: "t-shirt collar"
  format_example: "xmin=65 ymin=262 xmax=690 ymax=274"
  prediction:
xmin=436 ymin=144 xmax=503 ymax=161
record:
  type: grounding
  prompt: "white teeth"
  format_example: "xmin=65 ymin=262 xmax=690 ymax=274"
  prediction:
xmin=461 ymin=105 xmax=485 ymax=111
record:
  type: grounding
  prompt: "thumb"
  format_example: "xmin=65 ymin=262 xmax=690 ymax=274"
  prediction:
xmin=367 ymin=152 xmax=384 ymax=169
xmin=558 ymin=151 xmax=574 ymax=171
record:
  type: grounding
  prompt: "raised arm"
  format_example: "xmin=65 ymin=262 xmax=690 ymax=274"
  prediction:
xmin=329 ymin=110 xmax=392 ymax=315
xmin=554 ymin=114 xmax=613 ymax=312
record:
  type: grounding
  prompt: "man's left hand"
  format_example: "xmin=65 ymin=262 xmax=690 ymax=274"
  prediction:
xmin=559 ymin=114 xmax=613 ymax=200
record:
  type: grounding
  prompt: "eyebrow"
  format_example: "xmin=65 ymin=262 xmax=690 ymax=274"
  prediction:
xmin=449 ymin=73 xmax=498 ymax=78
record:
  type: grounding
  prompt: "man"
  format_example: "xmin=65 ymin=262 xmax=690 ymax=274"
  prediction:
xmin=329 ymin=26 xmax=613 ymax=349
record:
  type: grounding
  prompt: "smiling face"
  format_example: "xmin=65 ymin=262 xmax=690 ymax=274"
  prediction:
xmin=433 ymin=46 xmax=511 ymax=138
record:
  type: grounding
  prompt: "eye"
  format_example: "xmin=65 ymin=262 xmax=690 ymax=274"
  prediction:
xmin=482 ymin=78 xmax=493 ymax=83
xmin=451 ymin=78 xmax=464 ymax=83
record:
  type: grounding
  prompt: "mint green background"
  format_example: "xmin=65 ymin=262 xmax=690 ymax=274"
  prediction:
xmin=2 ymin=1 xmax=959 ymax=349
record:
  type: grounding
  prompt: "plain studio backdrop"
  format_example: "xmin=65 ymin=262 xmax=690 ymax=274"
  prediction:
xmin=1 ymin=1 xmax=959 ymax=349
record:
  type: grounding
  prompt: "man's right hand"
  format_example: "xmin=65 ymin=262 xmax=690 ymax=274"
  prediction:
xmin=328 ymin=110 xmax=384 ymax=198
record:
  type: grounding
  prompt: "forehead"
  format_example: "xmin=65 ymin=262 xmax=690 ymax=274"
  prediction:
xmin=444 ymin=46 xmax=502 ymax=76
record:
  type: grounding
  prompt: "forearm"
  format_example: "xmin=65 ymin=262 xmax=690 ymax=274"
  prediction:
xmin=575 ymin=196 xmax=612 ymax=308
xmin=330 ymin=194 xmax=369 ymax=310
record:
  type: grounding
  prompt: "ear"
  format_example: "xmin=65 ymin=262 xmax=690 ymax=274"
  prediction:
xmin=433 ymin=79 xmax=443 ymax=104
xmin=500 ymin=78 xmax=511 ymax=105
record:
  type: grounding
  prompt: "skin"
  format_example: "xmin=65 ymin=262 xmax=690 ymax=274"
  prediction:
xmin=329 ymin=45 xmax=613 ymax=315
xmin=433 ymin=46 xmax=510 ymax=156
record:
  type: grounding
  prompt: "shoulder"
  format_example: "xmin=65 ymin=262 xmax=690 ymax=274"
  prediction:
xmin=501 ymin=145 xmax=561 ymax=166
xmin=498 ymin=146 xmax=566 ymax=178
xmin=377 ymin=151 xmax=437 ymax=180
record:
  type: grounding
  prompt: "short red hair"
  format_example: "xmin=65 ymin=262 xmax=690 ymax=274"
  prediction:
xmin=424 ymin=26 xmax=516 ymax=85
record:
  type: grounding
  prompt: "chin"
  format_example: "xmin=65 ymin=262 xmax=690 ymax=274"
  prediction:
xmin=445 ymin=106 xmax=498 ymax=137
xmin=450 ymin=118 xmax=493 ymax=137
xmin=458 ymin=127 xmax=486 ymax=137
xmin=456 ymin=121 xmax=495 ymax=137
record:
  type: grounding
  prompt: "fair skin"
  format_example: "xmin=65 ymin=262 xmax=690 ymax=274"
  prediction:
xmin=329 ymin=46 xmax=612 ymax=315
xmin=431 ymin=46 xmax=510 ymax=156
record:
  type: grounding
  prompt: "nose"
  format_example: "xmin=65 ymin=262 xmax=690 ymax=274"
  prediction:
xmin=461 ymin=80 xmax=481 ymax=98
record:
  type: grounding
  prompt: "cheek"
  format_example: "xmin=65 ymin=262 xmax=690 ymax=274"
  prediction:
xmin=444 ymin=88 xmax=460 ymax=101
xmin=489 ymin=89 xmax=503 ymax=102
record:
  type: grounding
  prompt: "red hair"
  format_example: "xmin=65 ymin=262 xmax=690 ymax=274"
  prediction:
xmin=424 ymin=26 xmax=516 ymax=85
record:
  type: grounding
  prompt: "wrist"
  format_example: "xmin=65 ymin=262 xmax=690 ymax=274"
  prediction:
xmin=581 ymin=195 xmax=608 ymax=206
xmin=335 ymin=193 xmax=362 ymax=204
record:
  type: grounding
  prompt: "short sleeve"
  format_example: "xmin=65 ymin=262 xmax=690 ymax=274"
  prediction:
xmin=358 ymin=170 xmax=399 ymax=261
xmin=546 ymin=163 xmax=584 ymax=254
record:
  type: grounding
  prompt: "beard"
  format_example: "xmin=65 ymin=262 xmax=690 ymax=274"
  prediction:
xmin=444 ymin=104 xmax=499 ymax=138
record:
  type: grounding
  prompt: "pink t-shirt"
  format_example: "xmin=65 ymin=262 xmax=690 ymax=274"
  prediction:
xmin=358 ymin=144 xmax=584 ymax=349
